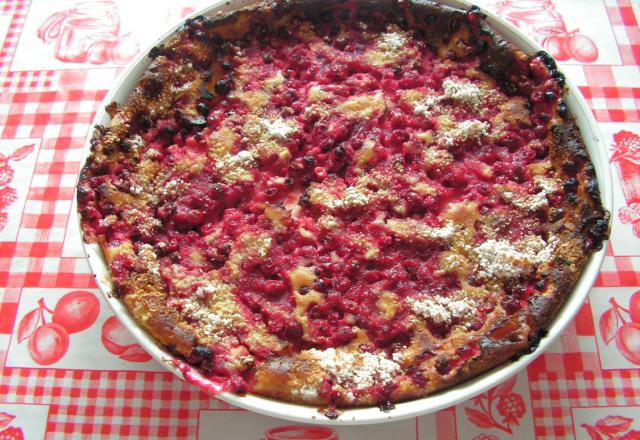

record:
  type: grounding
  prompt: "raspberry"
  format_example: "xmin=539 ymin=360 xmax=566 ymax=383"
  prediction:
xmin=0 ymin=210 xmax=7 ymax=230
xmin=472 ymin=435 xmax=499 ymax=440
xmin=0 ymin=166 xmax=13 ymax=187
xmin=0 ymin=186 xmax=17 ymax=209
xmin=496 ymin=392 xmax=526 ymax=419
xmin=0 ymin=427 xmax=25 ymax=440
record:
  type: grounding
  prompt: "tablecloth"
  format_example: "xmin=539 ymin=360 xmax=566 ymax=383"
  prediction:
xmin=0 ymin=0 xmax=638 ymax=438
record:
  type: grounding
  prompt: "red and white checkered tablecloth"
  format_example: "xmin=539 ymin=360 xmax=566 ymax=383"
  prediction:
xmin=0 ymin=0 xmax=638 ymax=438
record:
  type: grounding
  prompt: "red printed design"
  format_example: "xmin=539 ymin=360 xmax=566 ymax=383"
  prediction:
xmin=465 ymin=375 xmax=525 ymax=434
xmin=0 ymin=144 xmax=34 ymax=232
xmin=16 ymin=291 xmax=100 ymax=365
xmin=472 ymin=435 xmax=500 ymax=440
xmin=581 ymin=415 xmax=640 ymax=440
xmin=611 ymin=131 xmax=640 ymax=238
xmin=0 ymin=413 xmax=24 ymax=440
xmin=491 ymin=0 xmax=598 ymax=62
xmin=262 ymin=426 xmax=338 ymax=440
xmin=598 ymin=291 xmax=640 ymax=365
xmin=38 ymin=1 xmax=139 ymax=65
xmin=101 ymin=316 xmax=151 ymax=363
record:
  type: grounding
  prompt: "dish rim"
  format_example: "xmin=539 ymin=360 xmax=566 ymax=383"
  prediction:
xmin=75 ymin=0 xmax=613 ymax=425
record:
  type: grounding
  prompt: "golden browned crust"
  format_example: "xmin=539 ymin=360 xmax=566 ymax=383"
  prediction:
xmin=78 ymin=0 xmax=609 ymax=411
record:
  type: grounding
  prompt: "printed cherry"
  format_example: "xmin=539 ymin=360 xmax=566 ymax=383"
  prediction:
xmin=542 ymin=35 xmax=570 ymax=61
xmin=27 ymin=323 xmax=69 ymax=365
xmin=629 ymin=291 xmax=640 ymax=323
xmin=110 ymin=35 xmax=139 ymax=65
xmin=566 ymin=34 xmax=598 ymax=63
xmin=52 ymin=290 xmax=100 ymax=334
xmin=101 ymin=316 xmax=150 ymax=362
xmin=616 ymin=322 xmax=640 ymax=365
xmin=87 ymin=40 xmax=111 ymax=65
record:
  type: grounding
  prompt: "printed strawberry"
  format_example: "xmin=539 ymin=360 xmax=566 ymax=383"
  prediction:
xmin=496 ymin=392 xmax=526 ymax=420
xmin=0 ymin=427 xmax=25 ymax=440
xmin=0 ymin=153 xmax=7 ymax=168
xmin=0 ymin=211 xmax=7 ymax=230
xmin=0 ymin=187 xmax=17 ymax=209
xmin=611 ymin=131 xmax=640 ymax=164
xmin=0 ymin=166 xmax=13 ymax=187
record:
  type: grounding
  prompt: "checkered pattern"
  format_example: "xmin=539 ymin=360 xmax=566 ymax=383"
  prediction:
xmin=0 ymin=0 xmax=638 ymax=439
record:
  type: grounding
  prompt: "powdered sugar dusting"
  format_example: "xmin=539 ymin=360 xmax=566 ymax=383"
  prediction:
xmin=409 ymin=295 xmax=476 ymax=325
xmin=440 ymin=120 xmax=489 ymax=147
xmin=474 ymin=235 xmax=559 ymax=280
xmin=261 ymin=118 xmax=297 ymax=139
xmin=308 ymin=348 xmax=401 ymax=390
xmin=442 ymin=78 xmax=483 ymax=110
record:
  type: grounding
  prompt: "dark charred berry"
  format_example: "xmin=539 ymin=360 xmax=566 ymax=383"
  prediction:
xmin=535 ymin=50 xmax=556 ymax=70
xmin=549 ymin=207 xmax=565 ymax=222
xmin=527 ymin=329 xmax=547 ymax=353
xmin=277 ymin=26 xmax=290 ymax=39
xmin=435 ymin=357 xmax=451 ymax=375
xmin=379 ymin=399 xmax=395 ymax=412
xmin=563 ymin=177 xmax=578 ymax=192
xmin=501 ymin=295 xmax=521 ymax=314
xmin=215 ymin=79 xmax=231 ymax=95
xmin=197 ymin=102 xmax=209 ymax=115
xmin=303 ymin=155 xmax=315 ymax=166
xmin=262 ymin=54 xmax=273 ymax=64
xmin=192 ymin=345 xmax=212 ymax=361
xmin=334 ymin=146 xmax=345 ymax=159
xmin=201 ymin=90 xmax=214 ymax=101
xmin=552 ymin=70 xmax=565 ymax=87
xmin=539 ymin=112 xmax=549 ymax=122
xmin=544 ymin=90 xmax=555 ymax=101
xmin=557 ymin=100 xmax=568 ymax=118
xmin=194 ymin=29 xmax=208 ymax=41
xmin=221 ymin=60 xmax=232 ymax=70
xmin=148 ymin=46 xmax=161 ymax=59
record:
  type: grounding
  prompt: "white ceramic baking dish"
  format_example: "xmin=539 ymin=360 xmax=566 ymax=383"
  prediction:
xmin=77 ymin=0 xmax=613 ymax=425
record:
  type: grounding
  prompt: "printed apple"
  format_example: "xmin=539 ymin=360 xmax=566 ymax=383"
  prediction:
xmin=28 ymin=323 xmax=69 ymax=365
xmin=616 ymin=322 xmax=640 ymax=365
xmin=52 ymin=290 xmax=100 ymax=334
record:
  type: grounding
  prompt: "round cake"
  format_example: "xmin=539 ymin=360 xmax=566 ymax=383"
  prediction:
xmin=77 ymin=0 xmax=610 ymax=413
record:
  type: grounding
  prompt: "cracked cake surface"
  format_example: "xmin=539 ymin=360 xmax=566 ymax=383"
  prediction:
xmin=78 ymin=0 xmax=609 ymax=412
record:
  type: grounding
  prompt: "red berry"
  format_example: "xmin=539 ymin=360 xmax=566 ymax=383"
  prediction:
xmin=0 ymin=166 xmax=13 ymax=187
xmin=28 ymin=323 xmax=69 ymax=365
xmin=0 ymin=427 xmax=24 ymax=440
xmin=0 ymin=186 xmax=17 ymax=209
xmin=496 ymin=392 xmax=526 ymax=419
xmin=616 ymin=322 xmax=640 ymax=365
xmin=52 ymin=290 xmax=100 ymax=334
xmin=629 ymin=291 xmax=640 ymax=323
